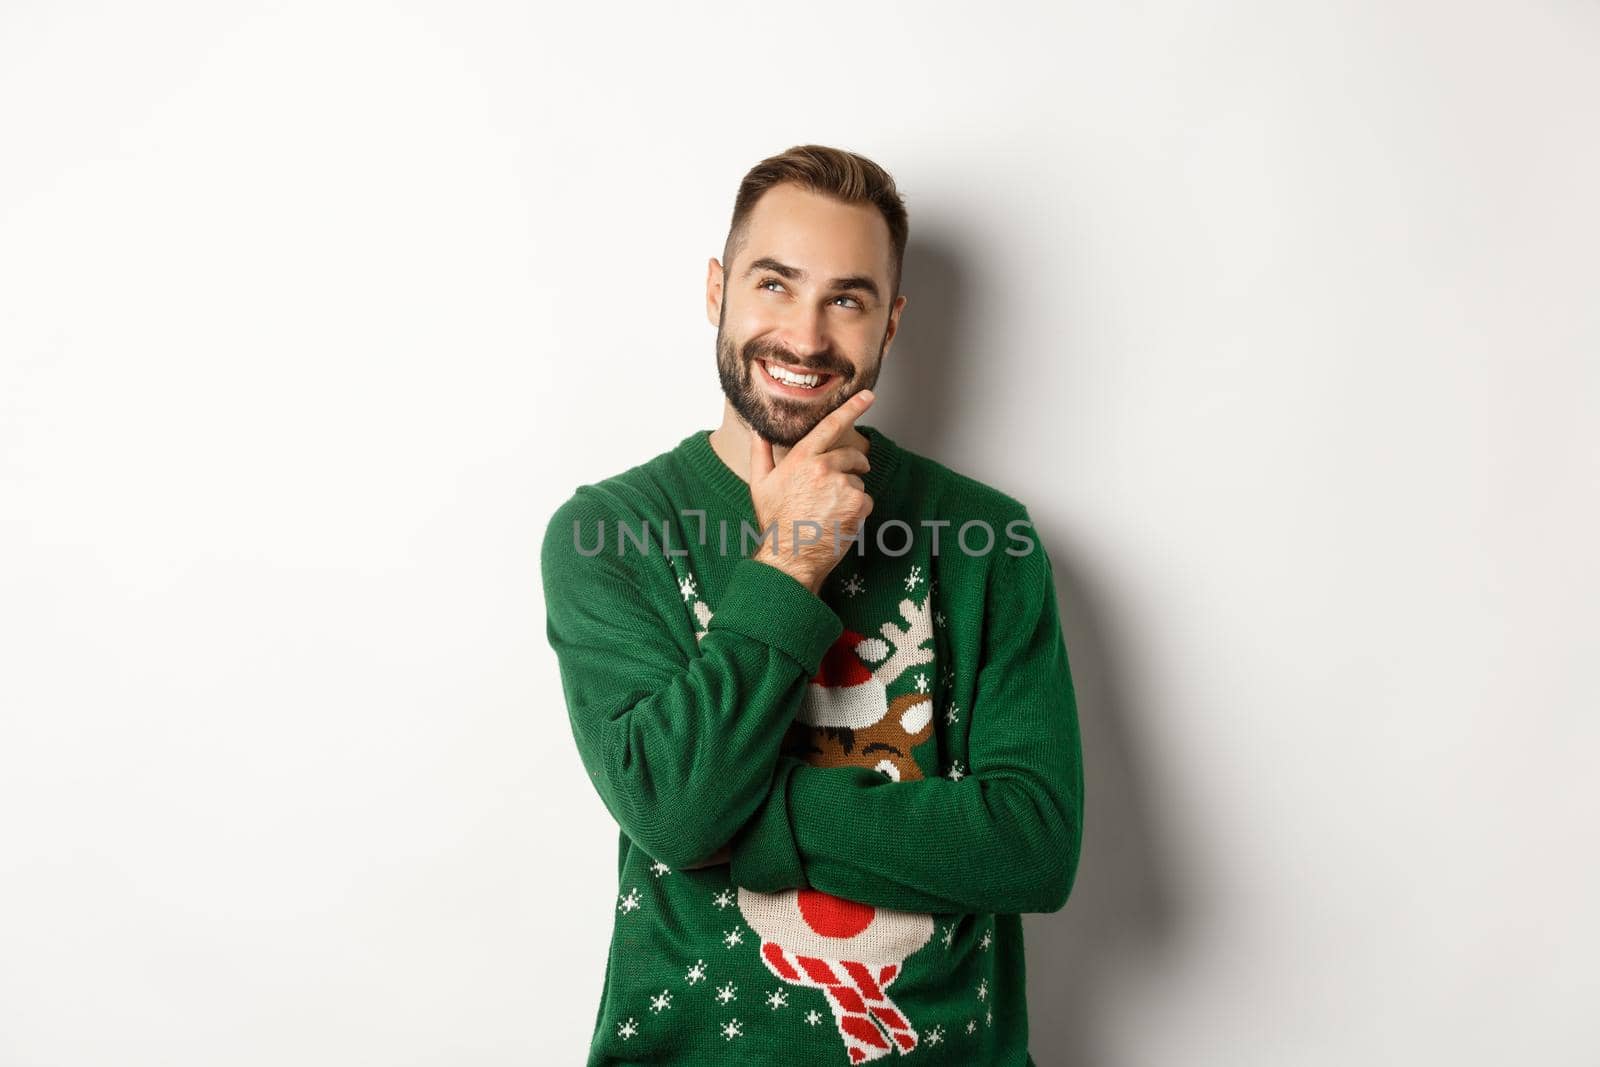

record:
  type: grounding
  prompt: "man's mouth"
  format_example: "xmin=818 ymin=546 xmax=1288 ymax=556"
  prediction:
xmin=757 ymin=359 xmax=838 ymax=395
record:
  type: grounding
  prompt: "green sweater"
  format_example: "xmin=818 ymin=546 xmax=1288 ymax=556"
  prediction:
xmin=540 ymin=424 xmax=1083 ymax=1066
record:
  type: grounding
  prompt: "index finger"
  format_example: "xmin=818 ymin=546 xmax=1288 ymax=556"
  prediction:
xmin=792 ymin=389 xmax=875 ymax=457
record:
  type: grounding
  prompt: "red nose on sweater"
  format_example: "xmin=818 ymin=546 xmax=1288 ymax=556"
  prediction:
xmin=797 ymin=889 xmax=875 ymax=939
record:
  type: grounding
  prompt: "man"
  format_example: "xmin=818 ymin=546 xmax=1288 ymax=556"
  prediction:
xmin=541 ymin=144 xmax=1083 ymax=1065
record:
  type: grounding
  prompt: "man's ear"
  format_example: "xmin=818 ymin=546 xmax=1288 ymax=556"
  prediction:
xmin=705 ymin=257 xmax=725 ymax=327
xmin=881 ymin=293 xmax=909 ymax=359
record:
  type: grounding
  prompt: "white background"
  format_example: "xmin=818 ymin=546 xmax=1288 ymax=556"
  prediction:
xmin=2 ymin=2 xmax=1595 ymax=1064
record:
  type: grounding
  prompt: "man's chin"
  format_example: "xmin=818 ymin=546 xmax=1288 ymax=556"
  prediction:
xmin=752 ymin=420 xmax=812 ymax=450
xmin=739 ymin=399 xmax=826 ymax=449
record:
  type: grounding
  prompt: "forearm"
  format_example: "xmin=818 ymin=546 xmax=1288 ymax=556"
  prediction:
xmin=681 ymin=844 xmax=731 ymax=869
xmin=584 ymin=639 xmax=814 ymax=869
xmin=729 ymin=756 xmax=1081 ymax=914
xmin=545 ymin=498 xmax=843 ymax=869
xmin=727 ymin=530 xmax=1084 ymax=913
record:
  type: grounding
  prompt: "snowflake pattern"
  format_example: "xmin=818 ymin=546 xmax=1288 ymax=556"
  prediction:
xmin=904 ymin=565 xmax=923 ymax=591
xmin=927 ymin=1024 xmax=945 ymax=1046
xmin=977 ymin=978 xmax=989 ymax=1001
xmin=685 ymin=959 xmax=707 ymax=985
xmin=935 ymin=610 xmax=947 ymax=628
xmin=678 ymin=575 xmax=697 ymax=602
xmin=649 ymin=861 xmax=670 ymax=878
xmin=980 ymin=928 xmax=993 ymax=951
xmin=617 ymin=1017 xmax=638 ymax=1040
xmin=765 ymin=989 xmax=788 ymax=1010
xmin=941 ymin=923 xmax=956 ymax=949
xmin=945 ymin=703 xmax=960 ymax=725
xmin=805 ymin=1009 xmax=823 ymax=1026
xmin=841 ymin=573 xmax=865 ymax=597
xmin=712 ymin=888 xmax=735 ymax=909
xmin=649 ymin=989 xmax=672 ymax=1014
xmin=720 ymin=1019 xmax=743 ymax=1041
xmin=722 ymin=928 xmax=744 ymax=949
xmin=967 ymin=1019 xmax=978 ymax=1035
xmin=986 ymin=1007 xmax=994 ymax=1026
xmin=715 ymin=981 xmax=737 ymax=1005
xmin=947 ymin=761 xmax=967 ymax=782
xmin=913 ymin=671 xmax=929 ymax=693
xmin=618 ymin=887 xmax=641 ymax=914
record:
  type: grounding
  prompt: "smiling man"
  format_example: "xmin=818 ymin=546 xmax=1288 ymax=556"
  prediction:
xmin=541 ymin=145 xmax=1084 ymax=1065
xmin=712 ymin=178 xmax=902 ymax=453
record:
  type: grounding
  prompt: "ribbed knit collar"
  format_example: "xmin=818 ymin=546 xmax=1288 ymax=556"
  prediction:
xmin=675 ymin=423 xmax=902 ymax=517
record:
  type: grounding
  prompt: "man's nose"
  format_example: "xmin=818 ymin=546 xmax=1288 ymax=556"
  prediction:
xmin=779 ymin=302 xmax=829 ymax=360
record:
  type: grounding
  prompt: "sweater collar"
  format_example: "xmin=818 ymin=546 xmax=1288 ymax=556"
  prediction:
xmin=676 ymin=423 xmax=902 ymax=516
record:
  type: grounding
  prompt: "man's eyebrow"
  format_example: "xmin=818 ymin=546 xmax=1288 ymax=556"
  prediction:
xmin=745 ymin=256 xmax=881 ymax=300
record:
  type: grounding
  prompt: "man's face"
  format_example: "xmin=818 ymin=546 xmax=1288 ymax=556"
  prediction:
xmin=707 ymin=182 xmax=907 ymax=447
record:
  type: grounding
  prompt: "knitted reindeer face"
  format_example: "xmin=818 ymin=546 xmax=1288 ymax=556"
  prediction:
xmin=785 ymin=598 xmax=939 ymax=782
xmin=783 ymin=692 xmax=935 ymax=781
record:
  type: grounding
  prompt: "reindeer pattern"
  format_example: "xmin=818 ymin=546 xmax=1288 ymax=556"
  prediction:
xmin=689 ymin=568 xmax=945 ymax=1064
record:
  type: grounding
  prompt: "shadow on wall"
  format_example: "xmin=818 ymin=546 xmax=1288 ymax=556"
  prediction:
xmin=882 ymin=234 xmax=1186 ymax=1066
xmin=869 ymin=228 xmax=973 ymax=453
xmin=1025 ymin=536 xmax=1183 ymax=1066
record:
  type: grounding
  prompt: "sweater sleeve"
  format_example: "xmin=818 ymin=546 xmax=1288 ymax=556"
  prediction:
xmin=725 ymin=529 xmax=1085 ymax=915
xmin=541 ymin=489 xmax=843 ymax=871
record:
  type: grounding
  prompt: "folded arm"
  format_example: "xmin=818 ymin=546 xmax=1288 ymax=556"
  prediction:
xmin=725 ymin=530 xmax=1085 ymax=915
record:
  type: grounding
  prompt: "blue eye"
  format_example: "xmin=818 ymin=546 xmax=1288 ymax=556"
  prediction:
xmin=758 ymin=277 xmax=863 ymax=310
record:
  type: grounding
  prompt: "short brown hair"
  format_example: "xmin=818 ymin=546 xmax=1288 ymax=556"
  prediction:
xmin=723 ymin=144 xmax=910 ymax=299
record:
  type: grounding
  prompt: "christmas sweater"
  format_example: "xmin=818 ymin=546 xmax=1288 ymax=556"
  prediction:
xmin=540 ymin=424 xmax=1084 ymax=1066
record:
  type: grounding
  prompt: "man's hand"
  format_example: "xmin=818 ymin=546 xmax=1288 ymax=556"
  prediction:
xmin=749 ymin=389 xmax=876 ymax=595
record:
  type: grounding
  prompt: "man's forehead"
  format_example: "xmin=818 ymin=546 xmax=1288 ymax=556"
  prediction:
xmin=737 ymin=184 xmax=893 ymax=286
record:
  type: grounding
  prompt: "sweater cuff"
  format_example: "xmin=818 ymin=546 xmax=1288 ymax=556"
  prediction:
xmin=706 ymin=556 xmax=842 ymax=674
xmin=728 ymin=757 xmax=807 ymax=891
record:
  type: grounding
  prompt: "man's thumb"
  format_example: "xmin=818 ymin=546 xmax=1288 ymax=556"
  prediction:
xmin=749 ymin=430 xmax=775 ymax=481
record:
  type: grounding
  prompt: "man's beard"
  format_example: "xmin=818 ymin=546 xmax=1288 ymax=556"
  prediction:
xmin=715 ymin=303 xmax=888 ymax=448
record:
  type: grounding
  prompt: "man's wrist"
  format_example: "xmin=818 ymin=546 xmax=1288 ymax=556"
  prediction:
xmin=752 ymin=546 xmax=822 ymax=596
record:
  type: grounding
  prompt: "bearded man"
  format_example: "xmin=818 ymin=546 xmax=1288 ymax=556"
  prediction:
xmin=542 ymin=144 xmax=1084 ymax=1066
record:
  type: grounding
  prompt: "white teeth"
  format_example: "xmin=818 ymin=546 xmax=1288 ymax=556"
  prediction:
xmin=765 ymin=362 xmax=823 ymax=388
